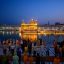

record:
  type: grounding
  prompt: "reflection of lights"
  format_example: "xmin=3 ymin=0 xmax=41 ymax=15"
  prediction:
xmin=7 ymin=32 xmax=9 ymax=34
xmin=44 ymin=33 xmax=46 ymax=36
xmin=10 ymin=32 xmax=11 ymax=35
xmin=40 ymin=31 xmax=44 ymax=34
xmin=3 ymin=31 xmax=4 ymax=35
xmin=19 ymin=33 xmax=21 ymax=37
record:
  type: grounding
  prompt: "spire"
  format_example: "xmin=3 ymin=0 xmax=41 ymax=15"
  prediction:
xmin=21 ymin=20 xmax=25 ymax=25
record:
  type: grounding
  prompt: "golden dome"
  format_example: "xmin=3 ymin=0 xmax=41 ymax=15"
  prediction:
xmin=29 ymin=19 xmax=37 ymax=25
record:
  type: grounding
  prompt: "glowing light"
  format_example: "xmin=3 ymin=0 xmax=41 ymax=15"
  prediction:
xmin=3 ymin=31 xmax=4 ymax=35
xmin=19 ymin=19 xmax=64 ymax=42
xmin=19 ymin=19 xmax=38 ymax=42
xmin=44 ymin=33 xmax=46 ymax=36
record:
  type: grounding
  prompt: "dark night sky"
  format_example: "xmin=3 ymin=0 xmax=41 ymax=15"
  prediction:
xmin=0 ymin=0 xmax=64 ymax=25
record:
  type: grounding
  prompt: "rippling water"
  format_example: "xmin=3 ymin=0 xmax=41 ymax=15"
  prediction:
xmin=0 ymin=33 xmax=20 ymax=41
xmin=0 ymin=31 xmax=64 ymax=57
xmin=0 ymin=31 xmax=64 ymax=44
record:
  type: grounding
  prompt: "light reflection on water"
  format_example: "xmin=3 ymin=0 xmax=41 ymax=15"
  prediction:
xmin=0 ymin=31 xmax=64 ymax=43
xmin=0 ymin=31 xmax=20 ymax=41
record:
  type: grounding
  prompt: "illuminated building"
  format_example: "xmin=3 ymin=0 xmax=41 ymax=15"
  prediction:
xmin=19 ymin=19 xmax=64 ymax=42
xmin=19 ymin=19 xmax=38 ymax=42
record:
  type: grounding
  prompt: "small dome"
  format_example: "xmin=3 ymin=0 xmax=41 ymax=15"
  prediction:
xmin=29 ymin=19 xmax=37 ymax=25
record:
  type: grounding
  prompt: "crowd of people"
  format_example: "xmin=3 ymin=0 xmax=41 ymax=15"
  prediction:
xmin=0 ymin=39 xmax=35 ymax=64
xmin=53 ymin=40 xmax=64 ymax=57
xmin=0 ymin=38 xmax=64 ymax=64
xmin=0 ymin=39 xmax=22 ymax=64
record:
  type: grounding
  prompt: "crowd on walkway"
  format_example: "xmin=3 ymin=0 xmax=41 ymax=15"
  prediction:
xmin=53 ymin=40 xmax=64 ymax=57
xmin=0 ymin=39 xmax=64 ymax=64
